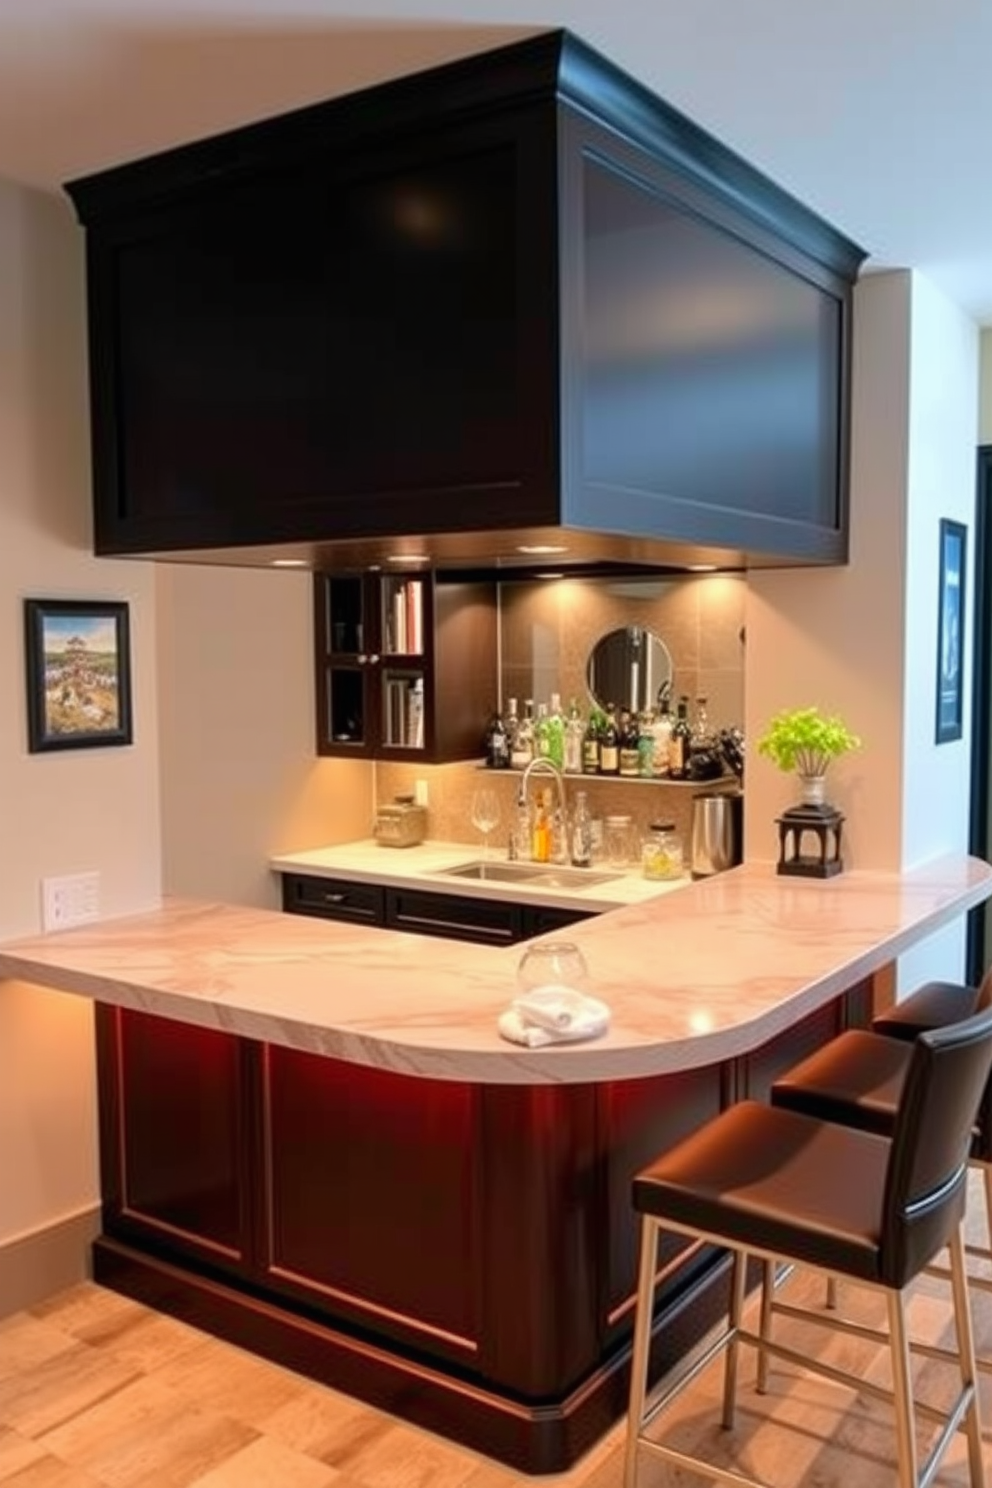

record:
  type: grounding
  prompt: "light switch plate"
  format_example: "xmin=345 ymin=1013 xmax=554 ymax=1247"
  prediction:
xmin=41 ymin=872 xmax=100 ymax=932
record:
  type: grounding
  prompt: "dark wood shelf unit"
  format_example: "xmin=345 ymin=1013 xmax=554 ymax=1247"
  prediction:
xmin=313 ymin=571 xmax=497 ymax=762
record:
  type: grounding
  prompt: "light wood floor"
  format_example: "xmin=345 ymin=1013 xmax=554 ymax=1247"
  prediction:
xmin=2 ymin=1185 xmax=992 ymax=1488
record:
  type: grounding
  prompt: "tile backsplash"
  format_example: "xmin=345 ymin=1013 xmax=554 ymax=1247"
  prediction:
xmin=377 ymin=573 xmax=746 ymax=854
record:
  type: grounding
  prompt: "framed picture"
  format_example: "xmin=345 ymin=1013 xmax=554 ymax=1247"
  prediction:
xmin=935 ymin=519 xmax=966 ymax=745
xmin=24 ymin=598 xmax=133 ymax=752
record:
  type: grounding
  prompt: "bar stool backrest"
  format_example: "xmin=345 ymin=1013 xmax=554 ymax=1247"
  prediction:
xmin=880 ymin=1001 xmax=992 ymax=1287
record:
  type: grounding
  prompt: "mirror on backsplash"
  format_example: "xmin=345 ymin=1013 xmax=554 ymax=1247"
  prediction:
xmin=499 ymin=574 xmax=745 ymax=738
xmin=586 ymin=625 xmax=673 ymax=713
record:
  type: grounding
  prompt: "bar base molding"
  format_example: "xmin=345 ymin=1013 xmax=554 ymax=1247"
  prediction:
xmin=93 ymin=1235 xmax=733 ymax=1474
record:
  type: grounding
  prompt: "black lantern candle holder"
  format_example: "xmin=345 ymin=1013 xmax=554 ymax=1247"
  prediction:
xmin=775 ymin=802 xmax=845 ymax=878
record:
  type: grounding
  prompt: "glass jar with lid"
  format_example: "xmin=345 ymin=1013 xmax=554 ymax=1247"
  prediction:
xmin=604 ymin=814 xmax=634 ymax=867
xmin=641 ymin=821 xmax=684 ymax=881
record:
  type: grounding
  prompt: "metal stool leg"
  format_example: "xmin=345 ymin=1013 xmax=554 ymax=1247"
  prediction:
xmin=756 ymin=1257 xmax=774 ymax=1394
xmin=948 ymin=1223 xmax=985 ymax=1488
xmin=624 ymin=1214 xmax=658 ymax=1488
xmin=886 ymin=1285 xmax=919 ymax=1488
xmin=722 ymin=1248 xmax=748 ymax=1428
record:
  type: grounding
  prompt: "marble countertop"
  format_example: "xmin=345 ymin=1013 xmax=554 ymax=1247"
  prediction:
xmin=1 ymin=854 xmax=989 ymax=1085
xmin=269 ymin=837 xmax=691 ymax=911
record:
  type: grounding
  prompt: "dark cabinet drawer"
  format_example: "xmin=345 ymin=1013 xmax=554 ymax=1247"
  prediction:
xmin=384 ymin=887 xmax=521 ymax=946
xmin=521 ymin=904 xmax=595 ymax=938
xmin=281 ymin=873 xmax=385 ymax=926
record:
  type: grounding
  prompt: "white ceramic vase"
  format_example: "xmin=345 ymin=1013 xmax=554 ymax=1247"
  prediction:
xmin=798 ymin=772 xmax=828 ymax=807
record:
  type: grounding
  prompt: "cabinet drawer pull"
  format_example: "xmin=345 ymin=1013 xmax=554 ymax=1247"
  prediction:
xmin=322 ymin=892 xmax=346 ymax=904
xmin=396 ymin=911 xmax=514 ymax=941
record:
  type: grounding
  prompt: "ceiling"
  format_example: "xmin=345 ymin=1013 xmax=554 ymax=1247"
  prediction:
xmin=3 ymin=1 xmax=991 ymax=324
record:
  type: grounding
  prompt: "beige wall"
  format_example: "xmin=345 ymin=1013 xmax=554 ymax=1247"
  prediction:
xmin=0 ymin=179 xmax=161 ymax=1287
xmin=981 ymin=328 xmax=992 ymax=444
xmin=156 ymin=564 xmax=373 ymax=907
xmin=745 ymin=269 xmax=977 ymax=985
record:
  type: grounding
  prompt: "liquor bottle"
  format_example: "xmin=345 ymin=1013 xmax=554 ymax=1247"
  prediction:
xmin=484 ymin=710 xmax=509 ymax=768
xmin=511 ymin=699 xmax=535 ymax=769
xmin=637 ymin=711 xmax=656 ymax=777
xmin=583 ymin=708 xmax=601 ymax=774
xmin=531 ymin=787 xmax=552 ymax=863
xmin=618 ymin=707 xmax=641 ymax=777
xmin=503 ymin=697 xmax=520 ymax=758
xmin=545 ymin=692 xmax=565 ymax=770
xmin=668 ymin=695 xmax=691 ymax=780
xmin=651 ymin=695 xmax=672 ymax=779
xmin=534 ymin=701 xmax=551 ymax=760
xmin=563 ymin=697 xmax=584 ymax=774
xmin=570 ymin=790 xmax=593 ymax=868
xmin=599 ymin=703 xmax=620 ymax=776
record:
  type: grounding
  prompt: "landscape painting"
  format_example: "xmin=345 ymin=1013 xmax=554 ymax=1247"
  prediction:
xmin=24 ymin=599 xmax=133 ymax=752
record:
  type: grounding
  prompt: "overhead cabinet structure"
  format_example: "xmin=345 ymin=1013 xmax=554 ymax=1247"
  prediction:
xmin=66 ymin=30 xmax=866 ymax=572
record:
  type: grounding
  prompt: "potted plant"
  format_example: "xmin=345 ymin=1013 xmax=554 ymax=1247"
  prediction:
xmin=757 ymin=706 xmax=861 ymax=806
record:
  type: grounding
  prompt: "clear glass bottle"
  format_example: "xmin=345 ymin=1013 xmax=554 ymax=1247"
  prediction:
xmin=534 ymin=701 xmax=551 ymax=760
xmin=652 ymin=695 xmax=673 ymax=779
xmin=564 ymin=697 xmax=585 ymax=774
xmin=511 ymin=699 xmax=535 ymax=769
xmin=637 ymin=711 xmax=656 ymax=777
xmin=570 ymin=790 xmax=593 ymax=868
xmin=545 ymin=692 xmax=565 ymax=770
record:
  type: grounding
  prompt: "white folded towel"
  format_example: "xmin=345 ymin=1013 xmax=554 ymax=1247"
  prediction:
xmin=498 ymin=984 xmax=610 ymax=1048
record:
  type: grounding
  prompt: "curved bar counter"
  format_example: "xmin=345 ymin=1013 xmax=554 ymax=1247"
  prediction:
xmin=1 ymin=854 xmax=990 ymax=1472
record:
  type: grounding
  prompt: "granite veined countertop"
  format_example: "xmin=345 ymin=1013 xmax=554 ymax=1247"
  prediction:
xmin=269 ymin=837 xmax=691 ymax=912
xmin=1 ymin=855 xmax=989 ymax=1086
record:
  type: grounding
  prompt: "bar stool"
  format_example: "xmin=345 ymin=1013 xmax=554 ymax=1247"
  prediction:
xmin=770 ymin=972 xmax=992 ymax=1330
xmin=624 ymin=1005 xmax=992 ymax=1488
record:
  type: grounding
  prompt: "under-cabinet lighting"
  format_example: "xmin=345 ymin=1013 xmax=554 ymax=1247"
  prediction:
xmin=516 ymin=544 xmax=569 ymax=555
xmin=686 ymin=564 xmax=718 ymax=572
xmin=534 ymin=571 xmax=565 ymax=580
xmin=271 ymin=558 xmax=308 ymax=568
xmin=387 ymin=554 xmax=429 ymax=564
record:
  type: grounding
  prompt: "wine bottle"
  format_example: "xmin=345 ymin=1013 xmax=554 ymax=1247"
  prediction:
xmin=668 ymin=695 xmax=691 ymax=781
xmin=618 ymin=707 xmax=641 ymax=777
xmin=599 ymin=703 xmax=620 ymax=776
xmin=583 ymin=708 xmax=601 ymax=774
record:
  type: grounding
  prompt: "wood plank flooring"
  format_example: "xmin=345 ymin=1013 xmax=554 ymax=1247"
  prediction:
xmin=2 ymin=1179 xmax=992 ymax=1487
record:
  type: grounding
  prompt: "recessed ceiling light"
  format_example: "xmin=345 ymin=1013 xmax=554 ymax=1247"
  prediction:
xmin=271 ymin=558 xmax=308 ymax=568
xmin=517 ymin=543 xmax=569 ymax=555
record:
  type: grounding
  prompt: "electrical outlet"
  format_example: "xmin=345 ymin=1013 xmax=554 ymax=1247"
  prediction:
xmin=414 ymin=778 xmax=429 ymax=807
xmin=41 ymin=872 xmax=100 ymax=932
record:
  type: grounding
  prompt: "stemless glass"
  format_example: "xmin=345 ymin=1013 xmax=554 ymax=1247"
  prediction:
xmin=516 ymin=940 xmax=590 ymax=993
xmin=470 ymin=786 xmax=501 ymax=862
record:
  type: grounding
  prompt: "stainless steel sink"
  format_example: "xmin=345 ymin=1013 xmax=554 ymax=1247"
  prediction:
xmin=437 ymin=860 xmax=623 ymax=890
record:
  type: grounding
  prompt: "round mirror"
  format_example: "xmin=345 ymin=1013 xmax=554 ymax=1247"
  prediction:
xmin=587 ymin=626 xmax=673 ymax=714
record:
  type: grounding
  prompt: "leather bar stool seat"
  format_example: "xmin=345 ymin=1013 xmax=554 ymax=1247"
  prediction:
xmin=624 ymin=1005 xmax=992 ymax=1488
xmin=772 ymin=973 xmax=992 ymax=1315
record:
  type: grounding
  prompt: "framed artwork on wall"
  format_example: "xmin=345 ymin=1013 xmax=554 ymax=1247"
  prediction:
xmin=24 ymin=598 xmax=133 ymax=752
xmin=935 ymin=519 xmax=966 ymax=745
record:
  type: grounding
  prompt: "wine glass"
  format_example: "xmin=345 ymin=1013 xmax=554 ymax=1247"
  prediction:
xmin=516 ymin=941 xmax=589 ymax=993
xmin=470 ymin=786 xmax=501 ymax=863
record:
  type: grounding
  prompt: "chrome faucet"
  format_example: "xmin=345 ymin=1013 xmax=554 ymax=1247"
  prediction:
xmin=515 ymin=757 xmax=568 ymax=862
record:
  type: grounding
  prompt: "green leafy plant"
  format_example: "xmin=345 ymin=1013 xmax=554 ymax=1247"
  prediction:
xmin=756 ymin=706 xmax=861 ymax=777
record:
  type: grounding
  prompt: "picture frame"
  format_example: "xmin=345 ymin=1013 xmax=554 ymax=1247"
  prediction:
xmin=24 ymin=598 xmax=133 ymax=753
xmin=935 ymin=519 xmax=966 ymax=745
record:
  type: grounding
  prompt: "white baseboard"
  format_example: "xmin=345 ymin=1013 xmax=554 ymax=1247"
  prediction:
xmin=0 ymin=1204 xmax=101 ymax=1319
